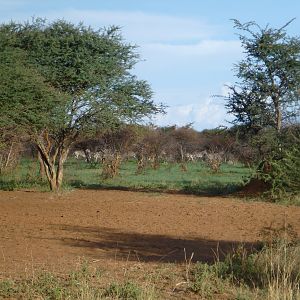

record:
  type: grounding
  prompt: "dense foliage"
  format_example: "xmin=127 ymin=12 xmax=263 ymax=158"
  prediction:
xmin=226 ymin=19 xmax=300 ymax=133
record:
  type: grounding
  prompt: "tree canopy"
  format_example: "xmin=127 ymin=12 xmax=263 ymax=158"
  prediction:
xmin=225 ymin=19 xmax=300 ymax=133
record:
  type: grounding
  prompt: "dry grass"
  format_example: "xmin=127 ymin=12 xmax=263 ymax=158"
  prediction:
xmin=0 ymin=240 xmax=299 ymax=299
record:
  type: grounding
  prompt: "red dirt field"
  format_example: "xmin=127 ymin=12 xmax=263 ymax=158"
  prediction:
xmin=0 ymin=189 xmax=300 ymax=279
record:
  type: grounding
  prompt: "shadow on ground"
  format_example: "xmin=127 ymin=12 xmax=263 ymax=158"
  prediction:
xmin=67 ymin=180 xmax=243 ymax=197
xmin=49 ymin=224 xmax=262 ymax=264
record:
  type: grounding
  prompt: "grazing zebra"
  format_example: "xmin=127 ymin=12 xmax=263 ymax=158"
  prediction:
xmin=73 ymin=150 xmax=86 ymax=160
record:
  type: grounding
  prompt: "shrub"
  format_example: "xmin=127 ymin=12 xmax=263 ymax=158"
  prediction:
xmin=257 ymin=146 xmax=300 ymax=201
xmin=101 ymin=153 xmax=122 ymax=179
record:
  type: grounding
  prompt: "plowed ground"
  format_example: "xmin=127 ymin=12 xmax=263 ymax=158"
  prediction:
xmin=0 ymin=189 xmax=300 ymax=278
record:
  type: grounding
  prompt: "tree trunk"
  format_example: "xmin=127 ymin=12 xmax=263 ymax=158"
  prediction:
xmin=36 ymin=146 xmax=70 ymax=191
xmin=48 ymin=174 xmax=57 ymax=191
xmin=36 ymin=144 xmax=58 ymax=191
xmin=43 ymin=160 xmax=57 ymax=191
xmin=34 ymin=128 xmax=74 ymax=191
xmin=37 ymin=151 xmax=46 ymax=178
xmin=4 ymin=142 xmax=14 ymax=169
xmin=276 ymin=108 xmax=282 ymax=133
xmin=56 ymin=148 xmax=69 ymax=190
xmin=180 ymin=145 xmax=184 ymax=162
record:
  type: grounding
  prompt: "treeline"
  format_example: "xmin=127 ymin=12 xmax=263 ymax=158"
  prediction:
xmin=71 ymin=124 xmax=254 ymax=174
xmin=1 ymin=122 xmax=299 ymax=179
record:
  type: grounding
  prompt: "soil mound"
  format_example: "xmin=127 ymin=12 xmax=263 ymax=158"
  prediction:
xmin=240 ymin=178 xmax=270 ymax=196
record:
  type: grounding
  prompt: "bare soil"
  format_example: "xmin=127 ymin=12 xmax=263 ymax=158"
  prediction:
xmin=0 ymin=189 xmax=300 ymax=279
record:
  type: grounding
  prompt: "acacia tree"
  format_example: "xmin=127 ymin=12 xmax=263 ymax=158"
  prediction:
xmin=226 ymin=19 xmax=300 ymax=133
xmin=0 ymin=19 xmax=163 ymax=191
xmin=224 ymin=20 xmax=300 ymax=198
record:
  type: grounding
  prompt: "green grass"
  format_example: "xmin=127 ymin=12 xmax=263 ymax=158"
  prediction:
xmin=65 ymin=159 xmax=252 ymax=195
xmin=0 ymin=263 xmax=156 ymax=300
xmin=0 ymin=157 xmax=252 ymax=195
xmin=0 ymin=158 xmax=49 ymax=191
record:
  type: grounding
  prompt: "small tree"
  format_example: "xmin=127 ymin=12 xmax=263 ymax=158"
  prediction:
xmin=101 ymin=125 xmax=138 ymax=178
xmin=226 ymin=19 xmax=300 ymax=133
xmin=0 ymin=19 xmax=163 ymax=191
xmin=170 ymin=125 xmax=200 ymax=170
xmin=225 ymin=20 xmax=300 ymax=199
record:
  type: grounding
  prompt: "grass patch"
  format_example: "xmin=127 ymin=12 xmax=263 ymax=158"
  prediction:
xmin=104 ymin=281 xmax=154 ymax=299
xmin=0 ymin=158 xmax=252 ymax=196
xmin=64 ymin=159 xmax=252 ymax=196
xmin=0 ymin=158 xmax=50 ymax=191
xmin=0 ymin=263 xmax=156 ymax=300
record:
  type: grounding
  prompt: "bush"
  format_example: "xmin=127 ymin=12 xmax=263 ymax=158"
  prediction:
xmin=257 ymin=146 xmax=300 ymax=201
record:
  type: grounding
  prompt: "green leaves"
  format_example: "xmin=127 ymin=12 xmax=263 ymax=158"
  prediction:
xmin=16 ymin=20 xmax=139 ymax=96
xmin=0 ymin=47 xmax=65 ymax=133
xmin=0 ymin=18 xmax=165 ymax=190
xmin=226 ymin=19 xmax=300 ymax=132
xmin=0 ymin=18 xmax=163 ymax=139
xmin=226 ymin=20 xmax=300 ymax=199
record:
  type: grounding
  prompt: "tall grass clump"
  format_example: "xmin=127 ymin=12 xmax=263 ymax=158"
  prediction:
xmin=189 ymin=233 xmax=300 ymax=299
xmin=189 ymin=262 xmax=229 ymax=298
xmin=263 ymin=240 xmax=300 ymax=299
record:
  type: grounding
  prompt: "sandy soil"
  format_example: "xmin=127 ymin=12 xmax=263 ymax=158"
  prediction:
xmin=0 ymin=189 xmax=300 ymax=278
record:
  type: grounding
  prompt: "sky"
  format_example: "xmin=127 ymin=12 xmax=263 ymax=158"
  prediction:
xmin=1 ymin=0 xmax=299 ymax=130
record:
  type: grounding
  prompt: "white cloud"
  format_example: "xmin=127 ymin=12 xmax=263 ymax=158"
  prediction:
xmin=41 ymin=9 xmax=217 ymax=44
xmin=143 ymin=40 xmax=241 ymax=56
xmin=153 ymin=102 xmax=222 ymax=129
xmin=0 ymin=0 xmax=25 ymax=7
xmin=135 ymin=39 xmax=242 ymax=77
xmin=153 ymin=88 xmax=233 ymax=130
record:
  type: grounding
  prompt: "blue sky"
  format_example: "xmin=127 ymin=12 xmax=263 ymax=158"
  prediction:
xmin=1 ymin=0 xmax=299 ymax=130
